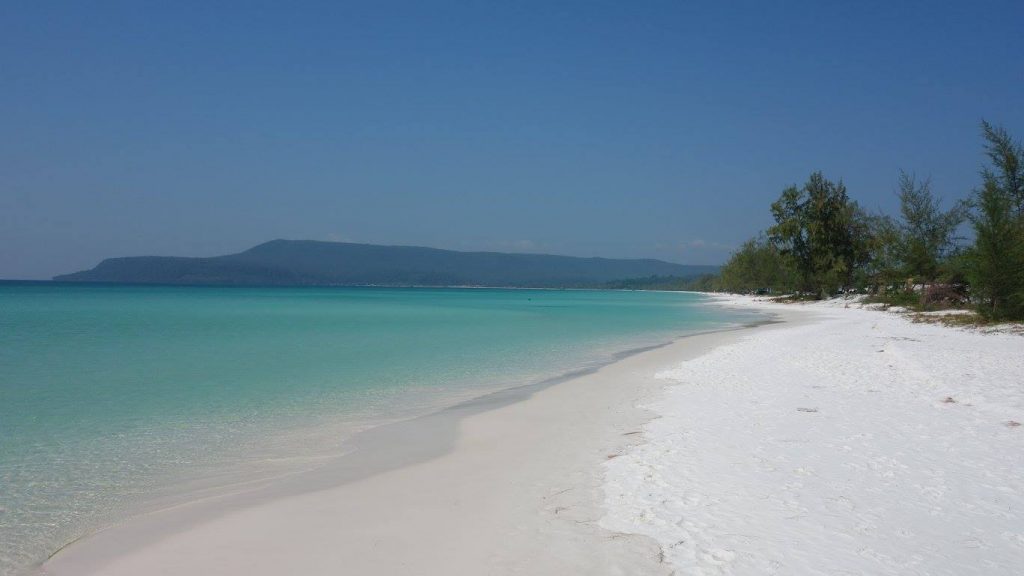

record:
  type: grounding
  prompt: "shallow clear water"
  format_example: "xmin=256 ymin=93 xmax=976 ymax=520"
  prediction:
xmin=0 ymin=283 xmax=756 ymax=574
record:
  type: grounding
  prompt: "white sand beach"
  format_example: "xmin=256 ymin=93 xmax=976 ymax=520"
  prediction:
xmin=44 ymin=297 xmax=1023 ymax=575
xmin=604 ymin=296 xmax=1024 ymax=574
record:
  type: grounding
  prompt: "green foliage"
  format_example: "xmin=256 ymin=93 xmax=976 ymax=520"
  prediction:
xmin=938 ymin=250 xmax=972 ymax=286
xmin=681 ymin=273 xmax=722 ymax=292
xmin=981 ymin=120 xmax=1024 ymax=212
xmin=965 ymin=121 xmax=1024 ymax=320
xmin=895 ymin=171 xmax=966 ymax=282
xmin=859 ymin=212 xmax=902 ymax=290
xmin=864 ymin=289 xmax=922 ymax=310
xmin=718 ymin=235 xmax=796 ymax=293
xmin=601 ymin=275 xmax=720 ymax=291
xmin=691 ymin=122 xmax=1024 ymax=319
xmin=768 ymin=172 xmax=870 ymax=298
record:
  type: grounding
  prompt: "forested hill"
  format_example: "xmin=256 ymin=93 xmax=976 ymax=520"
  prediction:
xmin=54 ymin=240 xmax=718 ymax=288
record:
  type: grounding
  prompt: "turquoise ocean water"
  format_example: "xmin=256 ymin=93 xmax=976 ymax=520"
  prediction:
xmin=0 ymin=283 xmax=757 ymax=574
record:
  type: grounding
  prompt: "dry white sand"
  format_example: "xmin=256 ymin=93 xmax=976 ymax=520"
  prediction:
xmin=603 ymin=295 xmax=1024 ymax=575
xmin=44 ymin=322 xmax=769 ymax=576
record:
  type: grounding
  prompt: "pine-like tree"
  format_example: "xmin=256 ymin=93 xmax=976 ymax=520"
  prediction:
xmin=718 ymin=235 xmax=797 ymax=293
xmin=895 ymin=171 xmax=966 ymax=283
xmin=769 ymin=172 xmax=868 ymax=297
xmin=968 ymin=121 xmax=1024 ymax=320
xmin=981 ymin=121 xmax=1024 ymax=214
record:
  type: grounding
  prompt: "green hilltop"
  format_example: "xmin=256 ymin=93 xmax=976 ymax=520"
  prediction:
xmin=55 ymin=240 xmax=717 ymax=288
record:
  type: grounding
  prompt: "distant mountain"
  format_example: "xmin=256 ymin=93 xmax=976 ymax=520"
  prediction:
xmin=54 ymin=240 xmax=718 ymax=288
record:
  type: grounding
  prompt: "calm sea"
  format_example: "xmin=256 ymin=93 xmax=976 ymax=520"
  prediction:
xmin=0 ymin=283 xmax=756 ymax=574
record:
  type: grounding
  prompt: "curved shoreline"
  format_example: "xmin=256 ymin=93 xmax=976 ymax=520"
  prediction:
xmin=42 ymin=310 xmax=791 ymax=576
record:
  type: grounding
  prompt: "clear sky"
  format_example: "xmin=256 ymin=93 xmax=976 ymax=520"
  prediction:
xmin=2 ymin=1 xmax=1022 ymax=279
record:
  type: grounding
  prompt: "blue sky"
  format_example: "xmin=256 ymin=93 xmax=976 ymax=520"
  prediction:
xmin=2 ymin=1 xmax=1022 ymax=279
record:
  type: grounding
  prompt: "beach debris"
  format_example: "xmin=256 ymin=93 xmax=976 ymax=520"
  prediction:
xmin=607 ymin=453 xmax=620 ymax=459
xmin=545 ymin=487 xmax=573 ymax=499
xmin=942 ymin=396 xmax=957 ymax=403
xmin=1007 ymin=421 xmax=1021 ymax=427
xmin=623 ymin=431 xmax=642 ymax=436
xmin=796 ymin=407 xmax=818 ymax=413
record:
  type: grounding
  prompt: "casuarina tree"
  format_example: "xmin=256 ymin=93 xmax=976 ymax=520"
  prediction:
xmin=769 ymin=172 xmax=869 ymax=298
xmin=895 ymin=171 xmax=966 ymax=283
xmin=967 ymin=121 xmax=1024 ymax=320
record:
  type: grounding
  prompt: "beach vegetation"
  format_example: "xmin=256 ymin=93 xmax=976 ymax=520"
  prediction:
xmin=965 ymin=122 xmax=1024 ymax=320
xmin=697 ymin=121 xmax=1024 ymax=322
xmin=894 ymin=171 xmax=967 ymax=284
xmin=767 ymin=172 xmax=871 ymax=298
xmin=861 ymin=173 xmax=968 ymax=310
xmin=601 ymin=274 xmax=721 ymax=291
xmin=716 ymin=235 xmax=797 ymax=294
xmin=855 ymin=212 xmax=902 ymax=294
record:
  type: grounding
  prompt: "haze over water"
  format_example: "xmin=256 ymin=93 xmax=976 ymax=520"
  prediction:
xmin=0 ymin=283 xmax=758 ymax=575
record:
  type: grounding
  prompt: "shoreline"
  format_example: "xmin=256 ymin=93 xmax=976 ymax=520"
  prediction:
xmin=41 ymin=309 xmax=792 ymax=575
